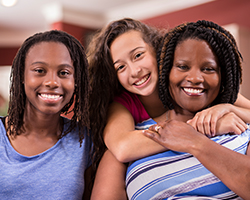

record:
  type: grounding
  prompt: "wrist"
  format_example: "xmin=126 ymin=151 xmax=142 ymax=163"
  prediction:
xmin=189 ymin=134 xmax=211 ymax=157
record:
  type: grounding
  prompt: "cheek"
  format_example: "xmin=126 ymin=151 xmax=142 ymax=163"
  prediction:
xmin=169 ymin=70 xmax=180 ymax=89
xmin=209 ymin=75 xmax=221 ymax=92
xmin=168 ymin=83 xmax=177 ymax=102
xmin=23 ymin=74 xmax=37 ymax=91
xmin=64 ymin=77 xmax=75 ymax=95
xmin=69 ymin=79 xmax=75 ymax=93
xmin=117 ymin=73 xmax=128 ymax=87
xmin=207 ymin=75 xmax=221 ymax=103
xmin=147 ymin=56 xmax=158 ymax=73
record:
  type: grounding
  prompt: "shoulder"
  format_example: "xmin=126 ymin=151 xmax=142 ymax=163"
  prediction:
xmin=114 ymin=91 xmax=139 ymax=105
xmin=61 ymin=117 xmax=92 ymax=147
xmin=114 ymin=91 xmax=150 ymax=124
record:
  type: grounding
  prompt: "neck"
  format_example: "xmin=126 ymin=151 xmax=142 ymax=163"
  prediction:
xmin=168 ymin=107 xmax=195 ymax=122
xmin=22 ymin=108 xmax=62 ymax=138
xmin=138 ymin=89 xmax=167 ymax=118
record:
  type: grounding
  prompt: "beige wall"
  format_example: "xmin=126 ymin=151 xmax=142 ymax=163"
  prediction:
xmin=224 ymin=24 xmax=250 ymax=100
xmin=0 ymin=66 xmax=11 ymax=101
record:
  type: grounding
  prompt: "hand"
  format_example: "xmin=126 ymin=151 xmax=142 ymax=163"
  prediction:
xmin=187 ymin=104 xmax=232 ymax=137
xmin=143 ymin=120 xmax=206 ymax=153
xmin=215 ymin=112 xmax=248 ymax=136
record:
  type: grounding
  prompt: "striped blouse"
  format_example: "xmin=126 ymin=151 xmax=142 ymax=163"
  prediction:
xmin=126 ymin=118 xmax=249 ymax=200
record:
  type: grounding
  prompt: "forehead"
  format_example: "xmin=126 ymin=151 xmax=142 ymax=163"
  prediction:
xmin=26 ymin=42 xmax=70 ymax=60
xmin=27 ymin=41 xmax=67 ymax=54
xmin=110 ymin=30 xmax=153 ymax=60
xmin=24 ymin=42 xmax=73 ymax=69
xmin=111 ymin=30 xmax=145 ymax=48
xmin=175 ymin=39 xmax=217 ymax=61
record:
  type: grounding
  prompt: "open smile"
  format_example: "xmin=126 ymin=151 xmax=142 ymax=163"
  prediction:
xmin=134 ymin=74 xmax=150 ymax=86
xmin=39 ymin=93 xmax=63 ymax=102
xmin=182 ymin=87 xmax=205 ymax=96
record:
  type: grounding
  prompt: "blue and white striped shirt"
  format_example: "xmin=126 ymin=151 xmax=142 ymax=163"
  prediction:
xmin=126 ymin=118 xmax=249 ymax=200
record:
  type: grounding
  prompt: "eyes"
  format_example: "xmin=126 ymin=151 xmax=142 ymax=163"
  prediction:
xmin=33 ymin=67 xmax=73 ymax=78
xmin=175 ymin=64 xmax=218 ymax=73
xmin=115 ymin=52 xmax=144 ymax=72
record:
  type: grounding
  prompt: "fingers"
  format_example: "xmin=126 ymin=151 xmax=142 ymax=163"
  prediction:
xmin=235 ymin=121 xmax=248 ymax=135
xmin=189 ymin=110 xmax=221 ymax=137
xmin=201 ymin=115 xmax=211 ymax=136
xmin=154 ymin=125 xmax=162 ymax=133
xmin=187 ymin=118 xmax=197 ymax=130
xmin=229 ymin=113 xmax=247 ymax=135
xmin=149 ymin=123 xmax=164 ymax=133
xmin=142 ymin=129 xmax=160 ymax=141
xmin=146 ymin=124 xmax=163 ymax=141
xmin=216 ymin=113 xmax=248 ymax=136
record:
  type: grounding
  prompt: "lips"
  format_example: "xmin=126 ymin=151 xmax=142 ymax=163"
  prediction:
xmin=39 ymin=93 xmax=62 ymax=101
xmin=182 ymin=87 xmax=204 ymax=95
xmin=134 ymin=74 xmax=150 ymax=86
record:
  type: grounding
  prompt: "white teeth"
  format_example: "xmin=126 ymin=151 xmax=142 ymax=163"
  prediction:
xmin=40 ymin=94 xmax=61 ymax=99
xmin=183 ymin=88 xmax=203 ymax=94
xmin=135 ymin=75 xmax=149 ymax=86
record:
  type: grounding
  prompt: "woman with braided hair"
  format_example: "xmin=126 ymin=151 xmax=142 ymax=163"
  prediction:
xmin=137 ymin=20 xmax=250 ymax=199
xmin=0 ymin=30 xmax=92 ymax=199
xmin=91 ymin=20 xmax=250 ymax=199
xmin=88 ymin=18 xmax=250 ymax=171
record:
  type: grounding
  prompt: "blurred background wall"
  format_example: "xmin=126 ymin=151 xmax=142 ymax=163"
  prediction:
xmin=0 ymin=0 xmax=249 ymax=116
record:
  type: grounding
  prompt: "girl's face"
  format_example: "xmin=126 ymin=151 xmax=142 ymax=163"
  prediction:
xmin=110 ymin=30 xmax=158 ymax=97
xmin=24 ymin=42 xmax=75 ymax=116
xmin=169 ymin=39 xmax=221 ymax=114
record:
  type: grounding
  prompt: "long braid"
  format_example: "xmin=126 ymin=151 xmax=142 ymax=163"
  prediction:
xmin=158 ymin=23 xmax=188 ymax=109
xmin=8 ymin=30 xmax=90 ymax=144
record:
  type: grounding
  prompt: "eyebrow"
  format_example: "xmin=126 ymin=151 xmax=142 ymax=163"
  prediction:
xmin=113 ymin=46 xmax=144 ymax=65
xmin=175 ymin=59 xmax=217 ymax=65
xmin=31 ymin=61 xmax=74 ymax=69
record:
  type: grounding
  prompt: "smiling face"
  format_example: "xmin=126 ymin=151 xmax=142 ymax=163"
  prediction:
xmin=110 ymin=30 xmax=158 ymax=97
xmin=169 ymin=38 xmax=221 ymax=114
xmin=24 ymin=42 xmax=75 ymax=116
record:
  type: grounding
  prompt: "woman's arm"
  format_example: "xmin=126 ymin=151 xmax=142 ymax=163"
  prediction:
xmin=143 ymin=120 xmax=250 ymax=199
xmin=235 ymin=93 xmax=250 ymax=109
xmin=90 ymin=150 xmax=127 ymax=200
xmin=105 ymin=94 xmax=250 ymax=162
xmin=104 ymin=102 xmax=165 ymax=162
xmin=188 ymin=93 xmax=250 ymax=136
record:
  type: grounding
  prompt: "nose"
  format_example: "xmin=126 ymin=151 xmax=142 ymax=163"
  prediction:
xmin=186 ymin=68 xmax=204 ymax=84
xmin=130 ymin=63 xmax=142 ymax=77
xmin=44 ymin=72 xmax=59 ymax=88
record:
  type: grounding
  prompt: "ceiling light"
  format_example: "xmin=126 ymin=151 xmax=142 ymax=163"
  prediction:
xmin=1 ymin=0 xmax=18 ymax=7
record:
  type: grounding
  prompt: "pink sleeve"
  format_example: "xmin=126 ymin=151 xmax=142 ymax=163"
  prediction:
xmin=114 ymin=91 xmax=150 ymax=124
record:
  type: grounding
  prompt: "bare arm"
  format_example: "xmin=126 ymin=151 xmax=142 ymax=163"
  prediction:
xmin=235 ymin=93 xmax=250 ymax=109
xmin=103 ymin=102 xmax=165 ymax=162
xmin=104 ymin=94 xmax=250 ymax=162
xmin=143 ymin=120 xmax=250 ymax=199
xmin=188 ymin=93 xmax=250 ymax=136
xmin=90 ymin=150 xmax=127 ymax=200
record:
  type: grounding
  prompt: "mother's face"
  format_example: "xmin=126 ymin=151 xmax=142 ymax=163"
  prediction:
xmin=169 ymin=38 xmax=221 ymax=113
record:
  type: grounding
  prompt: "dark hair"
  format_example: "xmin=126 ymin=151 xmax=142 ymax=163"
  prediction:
xmin=8 ymin=30 xmax=90 ymax=144
xmin=87 ymin=18 xmax=165 ymax=171
xmin=158 ymin=20 xmax=242 ymax=110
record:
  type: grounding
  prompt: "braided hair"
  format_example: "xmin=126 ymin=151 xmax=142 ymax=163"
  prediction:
xmin=8 ymin=30 xmax=90 ymax=144
xmin=87 ymin=18 xmax=166 ymax=172
xmin=158 ymin=20 xmax=242 ymax=110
